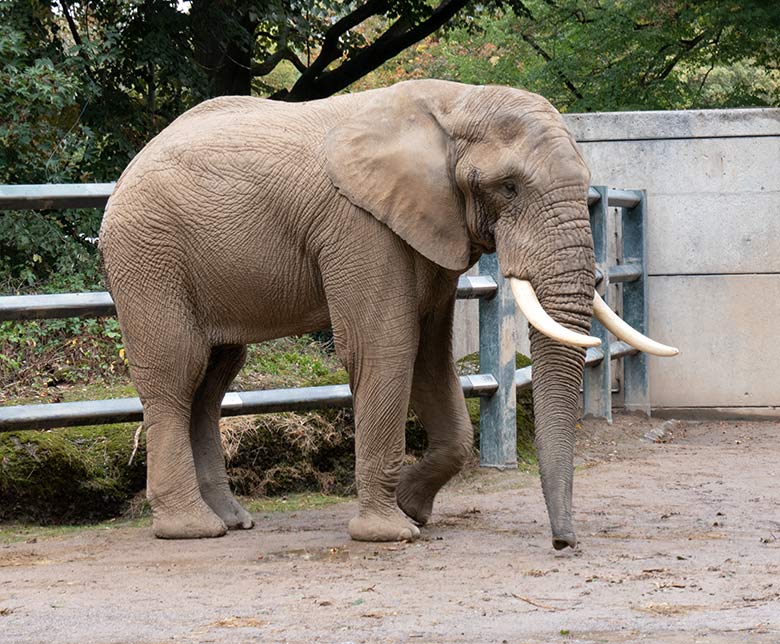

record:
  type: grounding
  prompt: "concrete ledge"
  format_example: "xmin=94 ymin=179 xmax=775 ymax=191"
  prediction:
xmin=565 ymin=108 xmax=780 ymax=142
xmin=652 ymin=407 xmax=780 ymax=421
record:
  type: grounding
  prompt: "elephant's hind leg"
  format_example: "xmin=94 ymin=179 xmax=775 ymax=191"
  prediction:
xmin=128 ymin=326 xmax=227 ymax=539
xmin=190 ymin=344 xmax=254 ymax=530
xmin=397 ymin=301 xmax=473 ymax=525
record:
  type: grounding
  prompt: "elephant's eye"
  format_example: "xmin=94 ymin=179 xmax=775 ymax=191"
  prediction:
xmin=499 ymin=180 xmax=517 ymax=199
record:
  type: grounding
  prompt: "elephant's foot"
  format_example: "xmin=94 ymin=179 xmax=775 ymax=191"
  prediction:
xmin=152 ymin=500 xmax=228 ymax=539
xmin=202 ymin=487 xmax=254 ymax=530
xmin=348 ymin=512 xmax=421 ymax=542
xmin=396 ymin=467 xmax=437 ymax=526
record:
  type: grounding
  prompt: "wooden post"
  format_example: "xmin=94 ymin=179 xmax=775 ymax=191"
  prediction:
xmin=478 ymin=253 xmax=517 ymax=469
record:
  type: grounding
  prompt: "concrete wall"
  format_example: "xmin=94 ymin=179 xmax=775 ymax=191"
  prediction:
xmin=453 ymin=107 xmax=780 ymax=416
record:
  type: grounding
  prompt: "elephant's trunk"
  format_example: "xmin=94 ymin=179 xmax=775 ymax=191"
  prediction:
xmin=496 ymin=196 xmax=595 ymax=549
xmin=528 ymin=267 xmax=594 ymax=550
xmin=530 ymin=329 xmax=586 ymax=549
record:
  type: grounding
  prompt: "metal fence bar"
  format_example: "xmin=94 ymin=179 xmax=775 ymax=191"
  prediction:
xmin=587 ymin=186 xmax=641 ymax=209
xmin=0 ymin=375 xmax=499 ymax=433
xmin=605 ymin=190 xmax=641 ymax=208
xmin=456 ymin=275 xmax=498 ymax=299
xmin=1 ymin=337 xmax=636 ymax=432
xmin=0 ymin=276 xmax=498 ymax=321
xmin=515 ymin=341 xmax=635 ymax=392
xmin=621 ymin=191 xmax=651 ymax=413
xmin=0 ymin=183 xmax=115 ymax=210
xmin=595 ymin=264 xmax=642 ymax=285
xmin=478 ymin=253 xmax=517 ymax=469
xmin=0 ymin=183 xmax=639 ymax=212
xmin=583 ymin=186 xmax=613 ymax=421
xmin=0 ymin=292 xmax=116 ymax=321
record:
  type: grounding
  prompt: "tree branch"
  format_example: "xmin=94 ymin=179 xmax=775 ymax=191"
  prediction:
xmin=519 ymin=30 xmax=583 ymax=100
xmin=253 ymin=47 xmax=307 ymax=76
xmin=276 ymin=0 xmax=470 ymax=101
xmin=59 ymin=0 xmax=96 ymax=81
xmin=59 ymin=0 xmax=83 ymax=47
xmin=641 ymin=30 xmax=709 ymax=88
xmin=511 ymin=1 xmax=583 ymax=101
xmin=302 ymin=0 xmax=390 ymax=79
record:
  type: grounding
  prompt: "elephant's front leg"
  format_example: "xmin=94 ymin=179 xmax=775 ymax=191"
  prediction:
xmin=397 ymin=298 xmax=473 ymax=525
xmin=347 ymin=344 xmax=421 ymax=542
xmin=324 ymin=263 xmax=422 ymax=541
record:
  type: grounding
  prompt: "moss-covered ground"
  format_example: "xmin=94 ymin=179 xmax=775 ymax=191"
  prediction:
xmin=1 ymin=334 xmax=535 ymax=525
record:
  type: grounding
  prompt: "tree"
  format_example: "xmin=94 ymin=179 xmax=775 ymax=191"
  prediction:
xmin=0 ymin=0 xmax=480 ymax=285
xmin=189 ymin=0 xmax=474 ymax=100
xmin=361 ymin=0 xmax=780 ymax=112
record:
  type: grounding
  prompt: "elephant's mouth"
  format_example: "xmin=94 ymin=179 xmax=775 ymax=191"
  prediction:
xmin=508 ymin=277 xmax=678 ymax=357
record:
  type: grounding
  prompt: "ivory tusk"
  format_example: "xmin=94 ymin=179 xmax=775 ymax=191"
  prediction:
xmin=592 ymin=292 xmax=679 ymax=357
xmin=510 ymin=279 xmax=601 ymax=348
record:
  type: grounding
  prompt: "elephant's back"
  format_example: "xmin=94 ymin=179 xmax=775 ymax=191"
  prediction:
xmin=104 ymin=94 xmax=352 ymax=215
xmin=98 ymin=94 xmax=351 ymax=337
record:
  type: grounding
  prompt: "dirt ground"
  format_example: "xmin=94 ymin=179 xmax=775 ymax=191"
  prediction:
xmin=1 ymin=414 xmax=778 ymax=644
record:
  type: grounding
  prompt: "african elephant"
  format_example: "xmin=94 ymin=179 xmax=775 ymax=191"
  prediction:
xmin=99 ymin=79 xmax=674 ymax=548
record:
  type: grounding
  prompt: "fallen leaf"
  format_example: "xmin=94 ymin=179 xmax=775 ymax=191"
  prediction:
xmin=635 ymin=603 xmax=700 ymax=616
xmin=207 ymin=616 xmax=266 ymax=629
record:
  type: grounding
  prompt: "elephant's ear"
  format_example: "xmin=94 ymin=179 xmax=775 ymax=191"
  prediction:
xmin=325 ymin=81 xmax=471 ymax=272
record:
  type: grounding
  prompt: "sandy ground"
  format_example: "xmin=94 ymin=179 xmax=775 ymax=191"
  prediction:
xmin=1 ymin=414 xmax=778 ymax=643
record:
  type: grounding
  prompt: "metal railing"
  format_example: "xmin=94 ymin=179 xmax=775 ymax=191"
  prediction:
xmin=0 ymin=183 xmax=648 ymax=467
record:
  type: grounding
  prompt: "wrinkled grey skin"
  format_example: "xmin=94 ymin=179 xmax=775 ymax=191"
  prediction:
xmin=99 ymin=80 xmax=594 ymax=548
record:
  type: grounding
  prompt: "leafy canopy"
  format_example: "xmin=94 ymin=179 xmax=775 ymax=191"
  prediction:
xmin=360 ymin=0 xmax=780 ymax=112
xmin=1 ymin=0 xmax=778 ymax=287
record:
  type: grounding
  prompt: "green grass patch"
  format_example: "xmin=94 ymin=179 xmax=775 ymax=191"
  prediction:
xmin=243 ymin=492 xmax=349 ymax=514
xmin=0 ymin=515 xmax=151 ymax=545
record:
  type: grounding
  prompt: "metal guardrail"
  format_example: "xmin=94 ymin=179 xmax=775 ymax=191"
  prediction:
xmin=0 ymin=276 xmax=494 ymax=321
xmin=0 ymin=183 xmax=650 ymax=466
xmin=0 ymin=183 xmax=640 ymax=211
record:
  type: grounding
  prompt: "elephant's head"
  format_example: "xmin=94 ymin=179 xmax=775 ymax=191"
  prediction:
xmin=326 ymin=80 xmax=675 ymax=549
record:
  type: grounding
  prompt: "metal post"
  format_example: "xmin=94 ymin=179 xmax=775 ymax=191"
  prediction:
xmin=621 ymin=191 xmax=651 ymax=414
xmin=583 ymin=186 xmax=612 ymax=421
xmin=478 ymin=253 xmax=517 ymax=469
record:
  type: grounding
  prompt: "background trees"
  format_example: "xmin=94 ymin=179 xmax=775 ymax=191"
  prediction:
xmin=1 ymin=0 xmax=778 ymax=286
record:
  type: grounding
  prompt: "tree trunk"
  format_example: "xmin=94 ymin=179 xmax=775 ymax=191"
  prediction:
xmin=190 ymin=1 xmax=255 ymax=97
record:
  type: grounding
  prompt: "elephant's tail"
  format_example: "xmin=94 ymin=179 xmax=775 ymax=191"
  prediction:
xmin=96 ymin=219 xmax=113 ymax=296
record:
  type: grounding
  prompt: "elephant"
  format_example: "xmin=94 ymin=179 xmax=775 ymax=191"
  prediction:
xmin=99 ymin=79 xmax=675 ymax=548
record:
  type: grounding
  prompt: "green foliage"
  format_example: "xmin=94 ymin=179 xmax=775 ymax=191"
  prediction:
xmin=0 ymin=316 xmax=127 ymax=400
xmin=0 ymin=0 xmax=200 ymax=285
xmin=360 ymin=0 xmax=780 ymax=112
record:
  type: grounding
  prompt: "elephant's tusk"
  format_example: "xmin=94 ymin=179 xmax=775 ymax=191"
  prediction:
xmin=592 ymin=292 xmax=679 ymax=357
xmin=510 ymin=279 xmax=601 ymax=349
